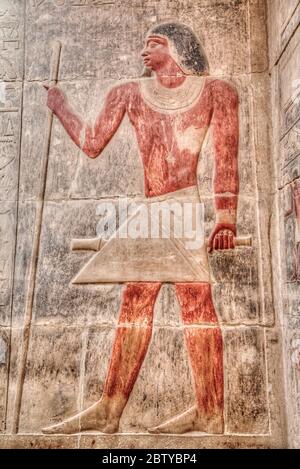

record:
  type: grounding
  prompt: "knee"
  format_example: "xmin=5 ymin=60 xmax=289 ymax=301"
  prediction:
xmin=118 ymin=283 xmax=161 ymax=325
xmin=176 ymin=283 xmax=218 ymax=325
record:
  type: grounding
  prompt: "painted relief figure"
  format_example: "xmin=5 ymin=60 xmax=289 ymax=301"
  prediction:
xmin=42 ymin=22 xmax=239 ymax=435
xmin=285 ymin=179 xmax=300 ymax=282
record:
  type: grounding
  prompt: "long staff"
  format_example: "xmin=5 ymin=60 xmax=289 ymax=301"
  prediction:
xmin=12 ymin=41 xmax=62 ymax=433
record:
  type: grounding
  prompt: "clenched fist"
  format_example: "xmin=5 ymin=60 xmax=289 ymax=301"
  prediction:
xmin=43 ymin=84 xmax=66 ymax=115
xmin=208 ymin=223 xmax=236 ymax=252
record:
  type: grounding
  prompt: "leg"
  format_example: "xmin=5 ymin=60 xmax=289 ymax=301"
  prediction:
xmin=42 ymin=282 xmax=161 ymax=434
xmin=103 ymin=282 xmax=161 ymax=400
xmin=149 ymin=282 xmax=224 ymax=434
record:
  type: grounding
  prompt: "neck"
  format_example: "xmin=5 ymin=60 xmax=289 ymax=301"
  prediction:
xmin=155 ymin=62 xmax=187 ymax=88
xmin=156 ymin=74 xmax=187 ymax=88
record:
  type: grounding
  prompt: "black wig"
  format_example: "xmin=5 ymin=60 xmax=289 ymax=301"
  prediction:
xmin=146 ymin=22 xmax=209 ymax=76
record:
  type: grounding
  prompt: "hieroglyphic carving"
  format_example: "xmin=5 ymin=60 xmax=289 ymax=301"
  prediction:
xmin=274 ymin=6 xmax=300 ymax=445
xmin=281 ymin=123 xmax=300 ymax=169
xmin=0 ymin=56 xmax=17 ymax=80
xmin=0 ymin=98 xmax=19 ymax=199
xmin=284 ymin=179 xmax=300 ymax=282
xmin=281 ymin=2 xmax=300 ymax=51
xmin=280 ymin=121 xmax=300 ymax=188
xmin=0 ymin=208 xmax=15 ymax=323
xmin=279 ymin=81 xmax=300 ymax=189
xmin=0 ymin=1 xmax=23 ymax=81
xmin=280 ymin=51 xmax=300 ymax=282
xmin=286 ymin=325 xmax=300 ymax=441
xmin=0 ymin=0 xmax=24 ymax=435
xmin=281 ymin=90 xmax=300 ymax=139
xmin=0 ymin=20 xmax=20 ymax=50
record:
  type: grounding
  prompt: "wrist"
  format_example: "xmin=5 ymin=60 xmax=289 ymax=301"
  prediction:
xmin=213 ymin=222 xmax=237 ymax=237
xmin=216 ymin=209 xmax=237 ymax=225
xmin=215 ymin=194 xmax=237 ymax=225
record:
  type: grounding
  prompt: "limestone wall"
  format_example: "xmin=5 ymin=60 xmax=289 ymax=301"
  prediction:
xmin=0 ymin=0 xmax=287 ymax=448
xmin=268 ymin=0 xmax=300 ymax=449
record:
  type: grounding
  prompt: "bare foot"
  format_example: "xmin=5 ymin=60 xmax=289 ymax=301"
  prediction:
xmin=148 ymin=405 xmax=224 ymax=434
xmin=42 ymin=397 xmax=124 ymax=435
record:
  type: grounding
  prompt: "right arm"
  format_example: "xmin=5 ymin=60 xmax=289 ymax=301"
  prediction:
xmin=46 ymin=84 xmax=128 ymax=158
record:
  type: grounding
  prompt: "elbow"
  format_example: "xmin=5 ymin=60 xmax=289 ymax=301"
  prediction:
xmin=82 ymin=131 xmax=102 ymax=158
xmin=82 ymin=141 xmax=101 ymax=158
xmin=84 ymin=148 xmax=99 ymax=159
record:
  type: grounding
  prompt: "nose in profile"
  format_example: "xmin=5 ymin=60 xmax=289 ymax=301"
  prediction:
xmin=141 ymin=46 xmax=149 ymax=57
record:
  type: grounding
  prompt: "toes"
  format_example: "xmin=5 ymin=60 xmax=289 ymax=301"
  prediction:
xmin=41 ymin=420 xmax=79 ymax=435
xmin=41 ymin=425 xmax=60 ymax=435
xmin=147 ymin=426 xmax=160 ymax=434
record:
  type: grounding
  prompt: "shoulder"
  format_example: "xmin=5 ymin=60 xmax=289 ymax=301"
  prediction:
xmin=206 ymin=78 xmax=239 ymax=105
xmin=105 ymin=80 xmax=139 ymax=102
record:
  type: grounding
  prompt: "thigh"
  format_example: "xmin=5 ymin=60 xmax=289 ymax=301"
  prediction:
xmin=118 ymin=282 xmax=162 ymax=324
xmin=175 ymin=282 xmax=219 ymax=324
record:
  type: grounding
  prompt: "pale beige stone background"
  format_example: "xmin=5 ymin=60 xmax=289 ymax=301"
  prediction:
xmin=0 ymin=0 xmax=297 ymax=448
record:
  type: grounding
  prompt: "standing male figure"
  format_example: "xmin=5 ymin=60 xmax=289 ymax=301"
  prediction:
xmin=42 ymin=22 xmax=239 ymax=435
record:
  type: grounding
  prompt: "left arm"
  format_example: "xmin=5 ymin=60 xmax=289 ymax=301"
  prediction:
xmin=208 ymin=79 xmax=239 ymax=251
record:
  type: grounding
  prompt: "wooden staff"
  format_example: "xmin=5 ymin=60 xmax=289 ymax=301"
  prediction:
xmin=12 ymin=41 xmax=62 ymax=434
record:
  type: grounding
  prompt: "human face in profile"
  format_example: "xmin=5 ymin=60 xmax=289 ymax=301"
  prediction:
xmin=141 ymin=35 xmax=178 ymax=73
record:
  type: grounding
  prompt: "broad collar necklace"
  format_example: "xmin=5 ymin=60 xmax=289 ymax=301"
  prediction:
xmin=139 ymin=75 xmax=206 ymax=114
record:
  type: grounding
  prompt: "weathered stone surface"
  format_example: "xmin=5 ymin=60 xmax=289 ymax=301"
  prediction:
xmin=0 ymin=0 xmax=290 ymax=450
xmin=268 ymin=0 xmax=300 ymax=66
xmin=0 ymin=2 xmax=24 ymax=442
xmin=279 ymin=0 xmax=300 ymax=50
xmin=0 ymin=328 xmax=9 ymax=432
xmin=9 ymin=324 xmax=270 ymax=436
xmin=25 ymin=0 xmax=251 ymax=82
xmin=268 ymin=0 xmax=300 ymax=449
xmin=17 ymin=325 xmax=83 ymax=433
xmin=249 ymin=0 xmax=268 ymax=73
xmin=0 ymin=82 xmax=22 ymax=201
xmin=224 ymin=327 xmax=269 ymax=434
xmin=279 ymin=27 xmax=300 ymax=125
xmin=0 ymin=1 xmax=24 ymax=82
xmin=0 ymin=433 xmax=282 ymax=449
xmin=281 ymin=316 xmax=300 ymax=448
xmin=0 ymin=201 xmax=16 ymax=326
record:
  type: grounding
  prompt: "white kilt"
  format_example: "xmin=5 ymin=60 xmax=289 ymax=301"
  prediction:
xmin=72 ymin=187 xmax=211 ymax=284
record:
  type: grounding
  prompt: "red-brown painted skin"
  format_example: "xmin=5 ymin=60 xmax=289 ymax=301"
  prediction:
xmin=103 ymin=282 xmax=223 ymax=423
xmin=175 ymin=283 xmax=223 ymax=417
xmin=103 ymin=283 xmax=160 ymax=398
xmin=51 ymin=78 xmax=238 ymax=199
xmin=47 ymin=68 xmax=238 ymax=427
